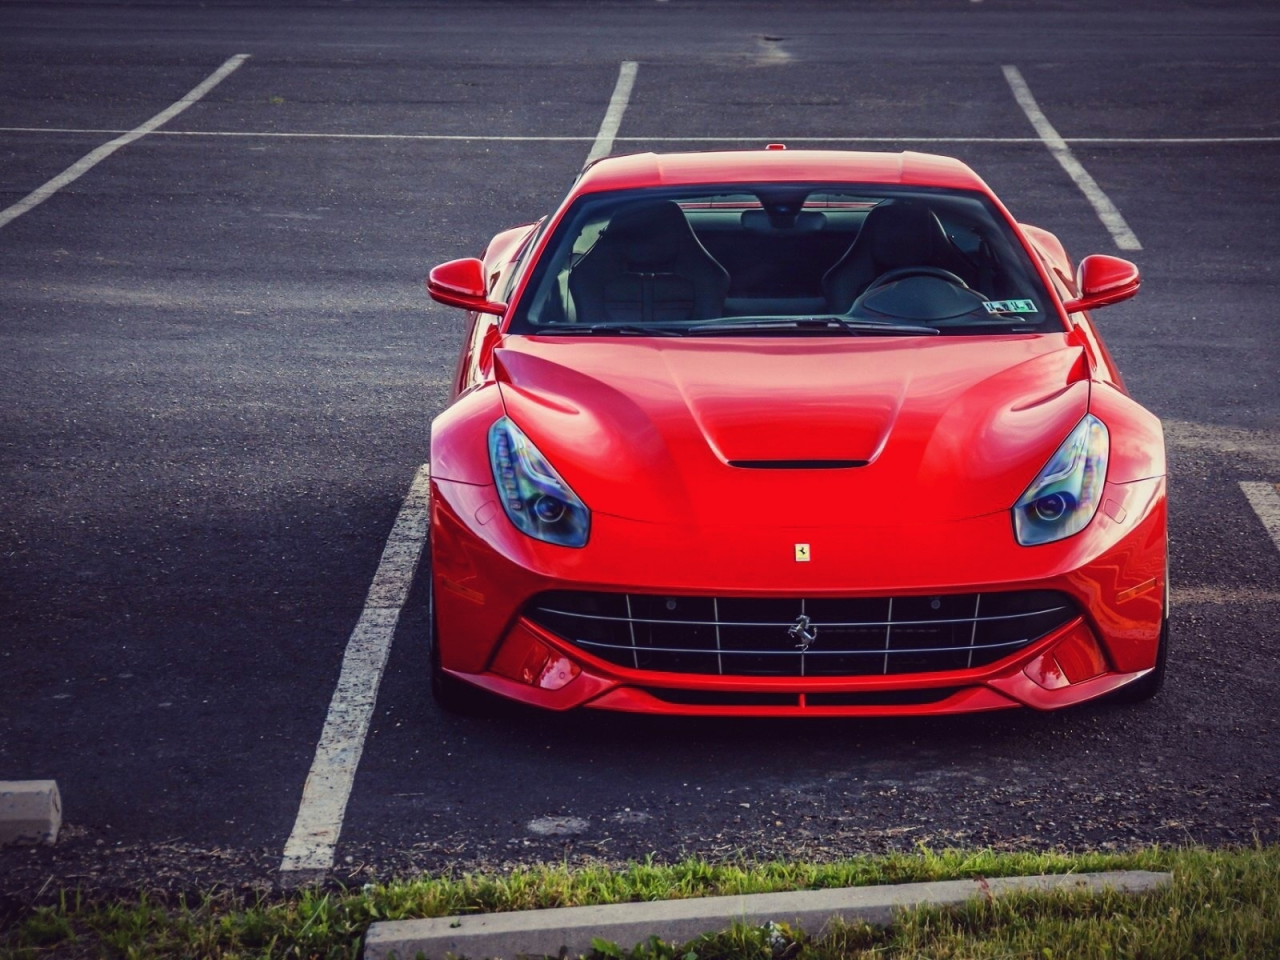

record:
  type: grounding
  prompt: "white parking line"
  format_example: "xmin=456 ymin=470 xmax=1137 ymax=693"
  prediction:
xmin=1002 ymin=65 xmax=1142 ymax=251
xmin=279 ymin=465 xmax=430 ymax=884
xmin=0 ymin=54 xmax=248 ymax=231
xmin=4 ymin=126 xmax=1280 ymax=145
xmin=278 ymin=60 xmax=642 ymax=883
xmin=585 ymin=61 xmax=639 ymax=165
xmin=1240 ymin=482 xmax=1280 ymax=555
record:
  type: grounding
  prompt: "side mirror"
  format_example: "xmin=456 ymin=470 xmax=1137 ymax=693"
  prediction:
xmin=426 ymin=258 xmax=507 ymax=316
xmin=1061 ymin=254 xmax=1140 ymax=313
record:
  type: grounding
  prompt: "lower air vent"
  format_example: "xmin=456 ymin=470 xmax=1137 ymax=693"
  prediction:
xmin=641 ymin=687 xmax=963 ymax=708
xmin=805 ymin=687 xmax=961 ymax=707
xmin=643 ymin=689 xmax=798 ymax=707
xmin=727 ymin=459 xmax=867 ymax=469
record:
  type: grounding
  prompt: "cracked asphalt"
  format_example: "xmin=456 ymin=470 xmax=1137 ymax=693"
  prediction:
xmin=1 ymin=0 xmax=1278 ymax=903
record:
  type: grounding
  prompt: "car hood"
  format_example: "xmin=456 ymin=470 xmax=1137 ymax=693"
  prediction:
xmin=494 ymin=333 xmax=1089 ymax=528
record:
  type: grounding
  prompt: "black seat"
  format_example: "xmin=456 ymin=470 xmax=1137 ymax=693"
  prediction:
xmin=822 ymin=201 xmax=974 ymax=313
xmin=569 ymin=200 xmax=730 ymax=324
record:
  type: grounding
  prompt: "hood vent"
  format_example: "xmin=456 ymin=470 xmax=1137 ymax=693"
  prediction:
xmin=728 ymin=459 xmax=868 ymax=469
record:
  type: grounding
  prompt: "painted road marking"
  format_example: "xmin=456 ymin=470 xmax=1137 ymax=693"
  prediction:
xmin=4 ymin=126 xmax=1280 ymax=145
xmin=279 ymin=465 xmax=431 ymax=883
xmin=1240 ymin=482 xmax=1280 ymax=555
xmin=1173 ymin=584 xmax=1280 ymax=606
xmin=585 ymin=61 xmax=639 ymax=166
xmin=0 ymin=55 xmax=248 ymax=231
xmin=1164 ymin=420 xmax=1280 ymax=470
xmin=1002 ymin=65 xmax=1142 ymax=251
xmin=279 ymin=60 xmax=645 ymax=882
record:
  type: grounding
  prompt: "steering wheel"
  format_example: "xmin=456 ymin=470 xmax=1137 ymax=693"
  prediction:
xmin=862 ymin=266 xmax=971 ymax=294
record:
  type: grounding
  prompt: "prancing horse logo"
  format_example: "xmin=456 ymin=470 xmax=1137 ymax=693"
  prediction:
xmin=789 ymin=613 xmax=819 ymax=652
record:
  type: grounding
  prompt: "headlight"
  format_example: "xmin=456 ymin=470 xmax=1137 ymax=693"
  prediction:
xmin=488 ymin=416 xmax=590 ymax=548
xmin=1013 ymin=413 xmax=1109 ymax=546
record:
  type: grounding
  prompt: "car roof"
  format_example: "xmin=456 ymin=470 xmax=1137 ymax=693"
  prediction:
xmin=573 ymin=149 xmax=992 ymax=197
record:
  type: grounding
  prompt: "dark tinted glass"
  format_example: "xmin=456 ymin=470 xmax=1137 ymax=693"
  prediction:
xmin=510 ymin=184 xmax=1057 ymax=335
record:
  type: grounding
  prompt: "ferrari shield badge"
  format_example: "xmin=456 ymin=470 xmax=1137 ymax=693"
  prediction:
xmin=795 ymin=543 xmax=810 ymax=562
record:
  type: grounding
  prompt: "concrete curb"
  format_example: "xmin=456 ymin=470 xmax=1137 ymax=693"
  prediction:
xmin=0 ymin=780 xmax=62 ymax=846
xmin=364 ymin=869 xmax=1171 ymax=960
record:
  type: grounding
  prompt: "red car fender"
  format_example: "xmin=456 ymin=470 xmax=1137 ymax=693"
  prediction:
xmin=1090 ymin=380 xmax=1167 ymax=482
xmin=430 ymin=382 xmax=505 ymax=485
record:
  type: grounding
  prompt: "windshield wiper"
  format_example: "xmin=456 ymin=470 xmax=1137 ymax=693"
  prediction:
xmin=687 ymin=316 xmax=939 ymax=336
xmin=533 ymin=316 xmax=946 ymax=337
xmin=929 ymin=313 xmax=1042 ymax=327
xmin=532 ymin=324 xmax=684 ymax=337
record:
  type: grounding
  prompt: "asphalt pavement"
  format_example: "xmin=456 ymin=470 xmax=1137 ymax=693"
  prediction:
xmin=1 ymin=0 xmax=1278 ymax=900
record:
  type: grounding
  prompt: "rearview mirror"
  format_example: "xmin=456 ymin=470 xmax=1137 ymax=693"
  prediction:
xmin=426 ymin=258 xmax=507 ymax=316
xmin=1061 ymin=254 xmax=1140 ymax=313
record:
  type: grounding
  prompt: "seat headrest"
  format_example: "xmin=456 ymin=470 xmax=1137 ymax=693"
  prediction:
xmin=868 ymin=201 xmax=950 ymax=269
xmin=599 ymin=200 xmax=692 ymax=266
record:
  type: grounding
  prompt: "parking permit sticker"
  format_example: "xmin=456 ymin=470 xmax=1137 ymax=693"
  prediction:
xmin=983 ymin=299 xmax=1038 ymax=314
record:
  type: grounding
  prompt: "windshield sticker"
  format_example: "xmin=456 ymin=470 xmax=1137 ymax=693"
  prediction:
xmin=982 ymin=299 xmax=1038 ymax=315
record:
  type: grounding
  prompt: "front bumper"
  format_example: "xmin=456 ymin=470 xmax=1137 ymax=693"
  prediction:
xmin=429 ymin=474 xmax=1166 ymax=715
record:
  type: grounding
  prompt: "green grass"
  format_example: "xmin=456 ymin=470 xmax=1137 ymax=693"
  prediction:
xmin=2 ymin=846 xmax=1277 ymax=960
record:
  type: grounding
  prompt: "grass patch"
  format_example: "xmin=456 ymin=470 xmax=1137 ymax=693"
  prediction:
xmin=1 ymin=846 xmax=1277 ymax=959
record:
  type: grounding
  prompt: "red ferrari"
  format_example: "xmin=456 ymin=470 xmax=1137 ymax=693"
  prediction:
xmin=424 ymin=149 xmax=1167 ymax=716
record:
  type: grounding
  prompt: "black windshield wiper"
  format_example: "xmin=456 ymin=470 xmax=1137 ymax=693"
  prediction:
xmin=928 ymin=312 xmax=1042 ymax=327
xmin=687 ymin=316 xmax=939 ymax=336
xmin=532 ymin=324 xmax=684 ymax=337
xmin=828 ymin=316 xmax=941 ymax=336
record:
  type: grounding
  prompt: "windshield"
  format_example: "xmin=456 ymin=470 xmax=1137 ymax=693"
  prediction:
xmin=508 ymin=184 xmax=1059 ymax=336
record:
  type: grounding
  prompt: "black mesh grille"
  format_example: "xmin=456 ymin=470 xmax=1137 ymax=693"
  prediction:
xmin=527 ymin=590 xmax=1077 ymax=677
xmin=644 ymin=687 xmax=962 ymax=708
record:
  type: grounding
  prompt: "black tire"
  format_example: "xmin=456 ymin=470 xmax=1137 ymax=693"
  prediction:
xmin=428 ymin=572 xmax=494 ymax=716
xmin=1111 ymin=558 xmax=1170 ymax=704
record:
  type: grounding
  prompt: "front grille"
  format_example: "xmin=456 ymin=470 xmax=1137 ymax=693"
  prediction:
xmin=527 ymin=590 xmax=1077 ymax=677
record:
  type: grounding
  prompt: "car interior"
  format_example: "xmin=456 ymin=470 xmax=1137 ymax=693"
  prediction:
xmin=521 ymin=187 xmax=1048 ymax=330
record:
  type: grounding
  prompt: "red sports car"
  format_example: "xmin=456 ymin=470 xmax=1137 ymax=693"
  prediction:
xmin=424 ymin=149 xmax=1167 ymax=716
